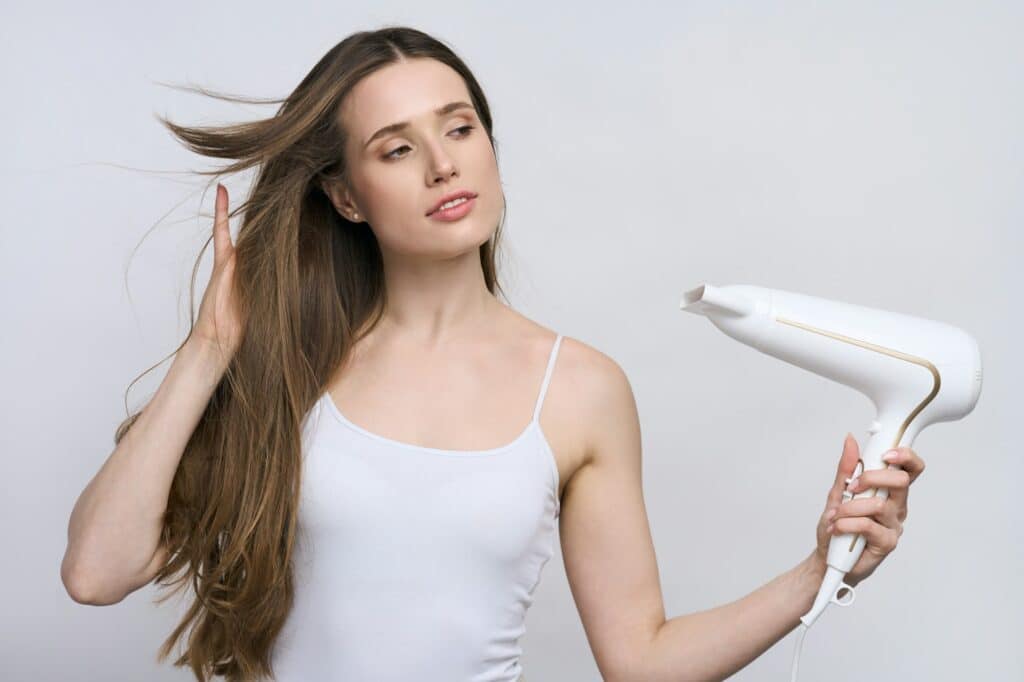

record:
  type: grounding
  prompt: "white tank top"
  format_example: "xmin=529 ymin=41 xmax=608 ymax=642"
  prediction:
xmin=270 ymin=334 xmax=564 ymax=681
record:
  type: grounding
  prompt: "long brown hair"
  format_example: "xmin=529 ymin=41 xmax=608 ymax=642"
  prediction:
xmin=113 ymin=26 xmax=511 ymax=681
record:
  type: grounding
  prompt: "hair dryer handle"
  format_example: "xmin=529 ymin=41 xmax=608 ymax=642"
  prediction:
xmin=828 ymin=419 xmax=907 ymax=572
xmin=802 ymin=418 xmax=909 ymax=627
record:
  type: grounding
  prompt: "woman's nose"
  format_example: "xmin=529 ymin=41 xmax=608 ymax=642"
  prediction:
xmin=425 ymin=141 xmax=457 ymax=178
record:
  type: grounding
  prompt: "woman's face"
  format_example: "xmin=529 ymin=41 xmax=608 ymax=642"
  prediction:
xmin=332 ymin=58 xmax=503 ymax=259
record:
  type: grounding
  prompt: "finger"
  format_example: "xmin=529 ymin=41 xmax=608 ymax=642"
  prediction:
xmin=828 ymin=433 xmax=862 ymax=510
xmin=849 ymin=468 xmax=911 ymax=496
xmin=830 ymin=516 xmax=900 ymax=556
xmin=833 ymin=495 xmax=900 ymax=530
xmin=213 ymin=183 xmax=231 ymax=268
xmin=885 ymin=447 xmax=926 ymax=484
xmin=854 ymin=468 xmax=911 ymax=523
xmin=877 ymin=447 xmax=924 ymax=515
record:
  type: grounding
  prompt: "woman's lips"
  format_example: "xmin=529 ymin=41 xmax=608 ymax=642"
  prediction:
xmin=428 ymin=196 xmax=476 ymax=221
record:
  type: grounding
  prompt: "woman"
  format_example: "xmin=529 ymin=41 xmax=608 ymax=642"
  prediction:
xmin=61 ymin=25 xmax=925 ymax=682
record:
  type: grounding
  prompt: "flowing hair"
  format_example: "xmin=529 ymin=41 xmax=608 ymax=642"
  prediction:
xmin=113 ymin=26 xmax=511 ymax=681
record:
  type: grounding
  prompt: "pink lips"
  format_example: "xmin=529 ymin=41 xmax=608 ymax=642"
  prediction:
xmin=427 ymin=190 xmax=477 ymax=216
xmin=428 ymin=195 xmax=476 ymax=222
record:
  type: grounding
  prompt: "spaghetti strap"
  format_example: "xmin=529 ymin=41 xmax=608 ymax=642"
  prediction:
xmin=532 ymin=334 xmax=563 ymax=422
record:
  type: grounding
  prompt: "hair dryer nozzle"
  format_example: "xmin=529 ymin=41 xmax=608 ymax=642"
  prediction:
xmin=680 ymin=283 xmax=757 ymax=317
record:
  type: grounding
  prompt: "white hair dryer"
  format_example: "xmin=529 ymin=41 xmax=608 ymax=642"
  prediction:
xmin=679 ymin=283 xmax=983 ymax=680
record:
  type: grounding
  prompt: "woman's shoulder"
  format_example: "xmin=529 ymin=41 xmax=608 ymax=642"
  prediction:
xmin=506 ymin=312 xmax=634 ymax=488
xmin=505 ymin=309 xmax=629 ymax=418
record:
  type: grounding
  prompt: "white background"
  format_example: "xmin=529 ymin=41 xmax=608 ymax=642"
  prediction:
xmin=2 ymin=1 xmax=1019 ymax=680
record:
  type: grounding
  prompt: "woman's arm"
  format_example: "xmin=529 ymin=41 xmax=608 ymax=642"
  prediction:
xmin=61 ymin=339 xmax=227 ymax=605
xmin=558 ymin=346 xmax=826 ymax=681
xmin=643 ymin=553 xmax=825 ymax=680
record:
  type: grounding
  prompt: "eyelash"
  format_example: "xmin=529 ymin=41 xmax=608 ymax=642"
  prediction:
xmin=383 ymin=125 xmax=475 ymax=160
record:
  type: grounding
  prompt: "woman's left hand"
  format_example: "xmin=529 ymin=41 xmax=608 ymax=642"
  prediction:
xmin=813 ymin=433 xmax=927 ymax=587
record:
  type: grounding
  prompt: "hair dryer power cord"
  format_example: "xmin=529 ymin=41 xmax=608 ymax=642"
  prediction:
xmin=790 ymin=623 xmax=809 ymax=681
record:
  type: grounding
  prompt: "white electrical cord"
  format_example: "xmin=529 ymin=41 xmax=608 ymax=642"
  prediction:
xmin=790 ymin=623 xmax=809 ymax=681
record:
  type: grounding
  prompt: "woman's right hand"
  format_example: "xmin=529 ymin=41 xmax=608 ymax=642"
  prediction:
xmin=191 ymin=183 xmax=245 ymax=361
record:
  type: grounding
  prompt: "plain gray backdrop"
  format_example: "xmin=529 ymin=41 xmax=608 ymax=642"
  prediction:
xmin=2 ymin=1 xmax=1019 ymax=680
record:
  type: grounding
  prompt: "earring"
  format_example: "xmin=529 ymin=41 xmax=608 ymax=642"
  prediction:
xmin=352 ymin=212 xmax=360 ymax=221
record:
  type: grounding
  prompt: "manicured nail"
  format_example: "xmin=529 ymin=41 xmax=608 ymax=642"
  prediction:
xmin=883 ymin=450 xmax=899 ymax=462
xmin=826 ymin=508 xmax=837 ymax=520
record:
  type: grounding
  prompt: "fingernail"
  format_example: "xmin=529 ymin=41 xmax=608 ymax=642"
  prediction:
xmin=847 ymin=477 xmax=859 ymax=491
xmin=826 ymin=508 xmax=837 ymax=520
xmin=883 ymin=450 xmax=899 ymax=462
xmin=827 ymin=522 xmax=835 ymax=533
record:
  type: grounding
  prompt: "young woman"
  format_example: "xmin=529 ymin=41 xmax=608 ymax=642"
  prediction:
xmin=61 ymin=26 xmax=925 ymax=682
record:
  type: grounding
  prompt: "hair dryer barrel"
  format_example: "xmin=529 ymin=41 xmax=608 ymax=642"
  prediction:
xmin=679 ymin=283 xmax=982 ymax=432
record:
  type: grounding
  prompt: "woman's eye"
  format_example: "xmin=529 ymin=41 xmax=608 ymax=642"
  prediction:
xmin=384 ymin=145 xmax=411 ymax=160
xmin=383 ymin=125 xmax=475 ymax=160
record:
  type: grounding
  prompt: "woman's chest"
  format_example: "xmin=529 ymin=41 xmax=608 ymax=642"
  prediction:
xmin=324 ymin=340 xmax=585 ymax=502
xmin=298 ymin=420 xmax=559 ymax=567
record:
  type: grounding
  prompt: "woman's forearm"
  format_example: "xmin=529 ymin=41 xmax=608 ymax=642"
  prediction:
xmin=643 ymin=551 xmax=827 ymax=681
xmin=62 ymin=339 xmax=228 ymax=604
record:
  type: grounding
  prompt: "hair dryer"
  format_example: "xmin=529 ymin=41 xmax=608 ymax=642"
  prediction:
xmin=679 ymin=283 xmax=983 ymax=677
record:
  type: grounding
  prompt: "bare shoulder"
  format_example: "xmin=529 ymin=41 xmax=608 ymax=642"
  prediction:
xmin=555 ymin=337 xmax=637 ymax=467
xmin=554 ymin=335 xmax=630 ymax=402
xmin=499 ymin=307 xmax=637 ymax=493
xmin=536 ymin=332 xmax=637 ymax=495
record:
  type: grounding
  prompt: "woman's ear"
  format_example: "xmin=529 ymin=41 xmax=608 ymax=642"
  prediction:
xmin=321 ymin=179 xmax=361 ymax=222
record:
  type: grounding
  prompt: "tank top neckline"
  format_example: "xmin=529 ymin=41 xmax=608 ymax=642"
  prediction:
xmin=319 ymin=391 xmax=539 ymax=457
xmin=318 ymin=333 xmax=563 ymax=458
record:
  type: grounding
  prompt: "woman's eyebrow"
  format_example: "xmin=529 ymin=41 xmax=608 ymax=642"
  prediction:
xmin=363 ymin=101 xmax=474 ymax=149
